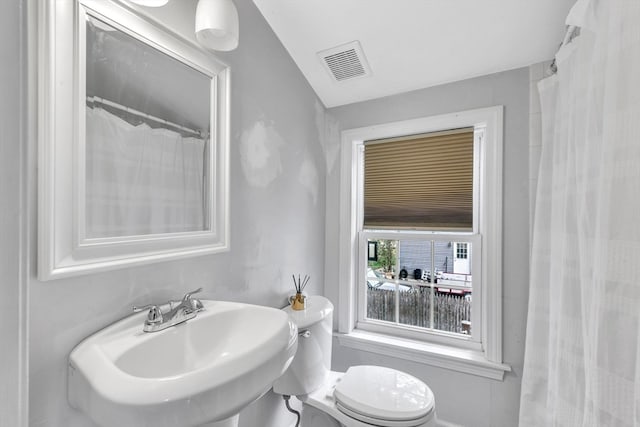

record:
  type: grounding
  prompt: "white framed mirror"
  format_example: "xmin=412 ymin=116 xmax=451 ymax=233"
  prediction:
xmin=38 ymin=0 xmax=230 ymax=280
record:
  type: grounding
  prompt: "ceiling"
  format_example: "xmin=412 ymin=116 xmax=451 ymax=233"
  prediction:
xmin=252 ymin=0 xmax=577 ymax=108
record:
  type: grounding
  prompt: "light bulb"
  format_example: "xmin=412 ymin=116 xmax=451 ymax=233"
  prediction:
xmin=195 ymin=0 xmax=239 ymax=52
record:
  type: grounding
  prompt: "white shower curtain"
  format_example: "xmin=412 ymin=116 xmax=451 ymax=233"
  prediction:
xmin=85 ymin=107 xmax=206 ymax=238
xmin=520 ymin=0 xmax=640 ymax=425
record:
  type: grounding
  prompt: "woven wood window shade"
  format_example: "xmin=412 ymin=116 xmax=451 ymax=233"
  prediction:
xmin=364 ymin=128 xmax=474 ymax=230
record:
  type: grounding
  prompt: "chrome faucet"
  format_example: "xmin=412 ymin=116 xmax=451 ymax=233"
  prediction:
xmin=133 ymin=288 xmax=205 ymax=333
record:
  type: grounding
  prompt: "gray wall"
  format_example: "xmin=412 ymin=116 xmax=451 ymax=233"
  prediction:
xmin=23 ymin=1 xmax=327 ymax=426
xmin=324 ymin=68 xmax=531 ymax=427
xmin=4 ymin=0 xmax=533 ymax=425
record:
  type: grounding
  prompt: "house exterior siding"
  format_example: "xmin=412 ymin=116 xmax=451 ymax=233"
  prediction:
xmin=398 ymin=240 xmax=454 ymax=277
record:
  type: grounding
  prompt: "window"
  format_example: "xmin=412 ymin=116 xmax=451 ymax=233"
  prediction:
xmin=456 ymin=243 xmax=469 ymax=260
xmin=364 ymin=237 xmax=476 ymax=337
xmin=337 ymin=107 xmax=510 ymax=380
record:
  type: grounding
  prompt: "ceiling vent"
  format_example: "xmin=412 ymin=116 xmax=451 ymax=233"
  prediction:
xmin=318 ymin=41 xmax=371 ymax=82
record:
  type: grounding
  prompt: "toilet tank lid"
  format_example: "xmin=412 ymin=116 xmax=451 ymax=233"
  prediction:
xmin=282 ymin=295 xmax=333 ymax=329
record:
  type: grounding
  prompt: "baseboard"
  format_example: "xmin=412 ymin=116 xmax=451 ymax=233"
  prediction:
xmin=284 ymin=414 xmax=461 ymax=427
xmin=280 ymin=408 xmax=461 ymax=427
xmin=436 ymin=418 xmax=463 ymax=427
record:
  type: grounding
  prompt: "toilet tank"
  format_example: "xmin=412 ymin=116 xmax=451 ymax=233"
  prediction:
xmin=272 ymin=296 xmax=334 ymax=397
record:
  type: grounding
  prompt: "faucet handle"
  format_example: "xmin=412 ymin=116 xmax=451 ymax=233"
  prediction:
xmin=133 ymin=304 xmax=163 ymax=323
xmin=182 ymin=287 xmax=203 ymax=302
xmin=190 ymin=298 xmax=205 ymax=311
xmin=182 ymin=288 xmax=205 ymax=312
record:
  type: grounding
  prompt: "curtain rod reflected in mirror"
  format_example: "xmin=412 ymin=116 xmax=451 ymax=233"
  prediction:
xmin=87 ymin=96 xmax=205 ymax=138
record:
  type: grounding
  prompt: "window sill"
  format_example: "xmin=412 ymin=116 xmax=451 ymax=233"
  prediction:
xmin=334 ymin=330 xmax=511 ymax=381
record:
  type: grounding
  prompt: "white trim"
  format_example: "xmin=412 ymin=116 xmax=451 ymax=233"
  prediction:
xmin=338 ymin=106 xmax=506 ymax=374
xmin=336 ymin=331 xmax=510 ymax=381
xmin=480 ymin=107 xmax=504 ymax=363
xmin=37 ymin=0 xmax=231 ymax=280
xmin=338 ymin=136 xmax=361 ymax=333
xmin=435 ymin=418 xmax=464 ymax=427
xmin=18 ymin=0 xmax=35 ymax=421
xmin=5 ymin=0 xmax=36 ymax=424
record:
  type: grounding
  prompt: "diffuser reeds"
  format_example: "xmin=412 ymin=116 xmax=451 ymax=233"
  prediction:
xmin=291 ymin=274 xmax=309 ymax=310
xmin=292 ymin=274 xmax=310 ymax=294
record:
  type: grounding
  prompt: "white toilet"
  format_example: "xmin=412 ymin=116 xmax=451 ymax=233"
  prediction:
xmin=273 ymin=296 xmax=436 ymax=427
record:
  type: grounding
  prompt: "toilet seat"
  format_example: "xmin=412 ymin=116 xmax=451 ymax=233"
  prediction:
xmin=333 ymin=365 xmax=435 ymax=427
xmin=335 ymin=401 xmax=434 ymax=427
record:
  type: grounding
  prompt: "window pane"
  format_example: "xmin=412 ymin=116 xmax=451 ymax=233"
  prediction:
xmin=430 ymin=241 xmax=472 ymax=335
xmin=365 ymin=238 xmax=473 ymax=335
xmin=397 ymin=239 xmax=434 ymax=328
xmin=363 ymin=128 xmax=474 ymax=230
xmin=366 ymin=239 xmax=397 ymax=323
xmin=366 ymin=285 xmax=396 ymax=322
xmin=398 ymin=283 xmax=433 ymax=328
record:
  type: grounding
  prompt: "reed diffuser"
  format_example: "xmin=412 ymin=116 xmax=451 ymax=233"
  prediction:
xmin=291 ymin=274 xmax=309 ymax=310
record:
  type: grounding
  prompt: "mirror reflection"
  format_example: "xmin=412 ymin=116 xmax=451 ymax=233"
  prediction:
xmin=84 ymin=15 xmax=211 ymax=238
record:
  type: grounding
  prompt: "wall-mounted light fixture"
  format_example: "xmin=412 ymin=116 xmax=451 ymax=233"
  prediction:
xmin=195 ymin=0 xmax=239 ymax=52
xmin=127 ymin=0 xmax=171 ymax=6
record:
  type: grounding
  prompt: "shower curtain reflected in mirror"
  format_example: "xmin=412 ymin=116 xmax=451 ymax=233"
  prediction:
xmin=85 ymin=107 xmax=207 ymax=238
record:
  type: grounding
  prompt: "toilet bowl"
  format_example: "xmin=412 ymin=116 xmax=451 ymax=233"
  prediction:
xmin=273 ymin=296 xmax=436 ymax=427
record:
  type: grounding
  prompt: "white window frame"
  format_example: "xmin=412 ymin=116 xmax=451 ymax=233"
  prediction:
xmin=357 ymin=233 xmax=482 ymax=350
xmin=337 ymin=106 xmax=511 ymax=380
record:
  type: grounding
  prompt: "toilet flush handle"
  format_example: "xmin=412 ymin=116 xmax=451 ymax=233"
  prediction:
xmin=298 ymin=329 xmax=311 ymax=338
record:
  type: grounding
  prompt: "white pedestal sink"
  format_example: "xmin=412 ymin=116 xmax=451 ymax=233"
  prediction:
xmin=68 ymin=300 xmax=298 ymax=427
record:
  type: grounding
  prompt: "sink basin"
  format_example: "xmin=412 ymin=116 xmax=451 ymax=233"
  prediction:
xmin=68 ymin=300 xmax=298 ymax=427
